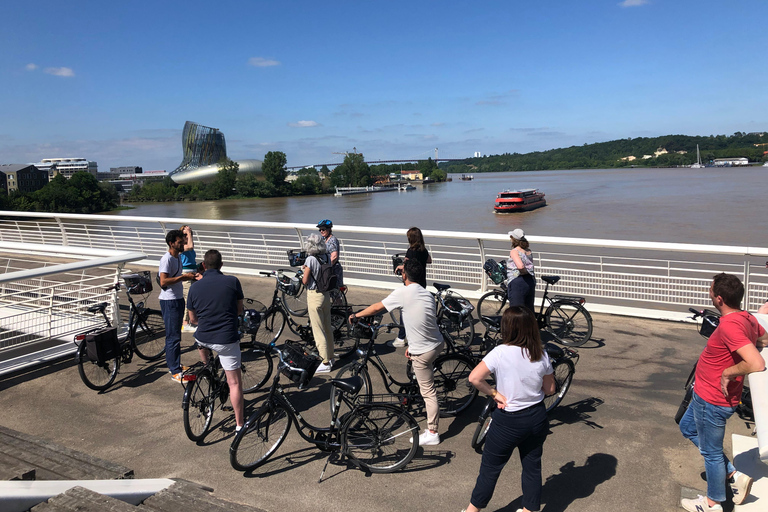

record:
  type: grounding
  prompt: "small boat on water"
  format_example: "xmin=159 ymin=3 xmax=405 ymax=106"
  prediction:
xmin=459 ymin=174 xmax=474 ymax=181
xmin=691 ymin=144 xmax=705 ymax=169
xmin=494 ymin=189 xmax=546 ymax=213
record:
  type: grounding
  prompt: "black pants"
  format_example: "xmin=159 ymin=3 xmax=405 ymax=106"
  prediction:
xmin=470 ymin=401 xmax=548 ymax=511
xmin=508 ymin=274 xmax=536 ymax=313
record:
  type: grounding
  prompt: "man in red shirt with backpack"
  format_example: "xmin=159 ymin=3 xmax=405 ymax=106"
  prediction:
xmin=679 ymin=273 xmax=767 ymax=511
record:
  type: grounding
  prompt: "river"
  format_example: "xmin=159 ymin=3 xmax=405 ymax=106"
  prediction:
xmin=113 ymin=167 xmax=766 ymax=246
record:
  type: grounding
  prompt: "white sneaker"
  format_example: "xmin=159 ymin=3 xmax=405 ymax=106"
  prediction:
xmin=316 ymin=359 xmax=335 ymax=373
xmin=182 ymin=325 xmax=197 ymax=333
xmin=729 ymin=470 xmax=753 ymax=505
xmin=680 ymin=495 xmax=722 ymax=512
xmin=392 ymin=338 xmax=407 ymax=347
xmin=410 ymin=428 xmax=440 ymax=446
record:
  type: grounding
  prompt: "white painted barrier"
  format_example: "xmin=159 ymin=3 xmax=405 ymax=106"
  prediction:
xmin=749 ymin=313 xmax=768 ymax=463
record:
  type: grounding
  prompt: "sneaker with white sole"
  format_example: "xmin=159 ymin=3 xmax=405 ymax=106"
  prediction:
xmin=729 ymin=471 xmax=753 ymax=505
xmin=680 ymin=495 xmax=722 ymax=512
xmin=410 ymin=428 xmax=440 ymax=446
xmin=392 ymin=338 xmax=407 ymax=347
xmin=316 ymin=359 xmax=335 ymax=373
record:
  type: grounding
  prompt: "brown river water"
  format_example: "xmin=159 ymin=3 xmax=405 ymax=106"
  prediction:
xmin=113 ymin=167 xmax=767 ymax=247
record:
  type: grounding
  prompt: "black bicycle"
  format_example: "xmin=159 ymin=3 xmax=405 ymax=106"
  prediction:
xmin=229 ymin=344 xmax=420 ymax=476
xmin=281 ymin=251 xmax=349 ymax=317
xmin=74 ymin=272 xmax=165 ymax=391
xmin=477 ymin=271 xmax=593 ymax=347
xmin=181 ymin=352 xmax=232 ymax=442
xmin=331 ymin=316 xmax=478 ymax=420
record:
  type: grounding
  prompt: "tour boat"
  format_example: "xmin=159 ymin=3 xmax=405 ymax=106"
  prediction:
xmin=494 ymin=189 xmax=546 ymax=213
xmin=459 ymin=174 xmax=474 ymax=181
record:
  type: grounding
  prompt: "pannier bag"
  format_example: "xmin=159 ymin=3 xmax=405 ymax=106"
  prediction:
xmin=84 ymin=327 xmax=120 ymax=363
xmin=241 ymin=309 xmax=262 ymax=335
xmin=287 ymin=249 xmax=307 ymax=267
xmin=123 ymin=271 xmax=153 ymax=294
xmin=277 ymin=273 xmax=302 ymax=296
xmin=280 ymin=342 xmax=322 ymax=390
xmin=483 ymin=259 xmax=508 ymax=285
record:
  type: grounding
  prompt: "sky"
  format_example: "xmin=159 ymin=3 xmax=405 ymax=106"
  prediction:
xmin=2 ymin=1 xmax=767 ymax=171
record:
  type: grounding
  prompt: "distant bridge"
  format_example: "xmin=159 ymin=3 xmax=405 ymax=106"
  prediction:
xmin=287 ymin=158 xmax=465 ymax=171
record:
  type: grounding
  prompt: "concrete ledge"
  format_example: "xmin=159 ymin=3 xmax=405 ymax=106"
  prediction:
xmin=732 ymin=434 xmax=767 ymax=510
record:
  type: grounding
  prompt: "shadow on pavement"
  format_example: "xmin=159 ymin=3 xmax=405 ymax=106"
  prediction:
xmin=548 ymin=397 xmax=604 ymax=430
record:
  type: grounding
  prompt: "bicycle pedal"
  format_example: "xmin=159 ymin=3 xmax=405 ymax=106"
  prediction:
xmin=221 ymin=405 xmax=234 ymax=412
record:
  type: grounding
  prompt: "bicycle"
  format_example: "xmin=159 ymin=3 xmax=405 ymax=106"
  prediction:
xmin=229 ymin=344 xmax=420 ymax=477
xmin=180 ymin=351 xmax=234 ymax=442
xmin=281 ymin=250 xmax=349 ymax=317
xmin=477 ymin=271 xmax=593 ymax=347
xmin=331 ymin=316 xmax=478 ymax=420
xmin=252 ymin=271 xmax=355 ymax=360
xmin=74 ymin=271 xmax=166 ymax=391
xmin=470 ymin=340 xmax=579 ymax=450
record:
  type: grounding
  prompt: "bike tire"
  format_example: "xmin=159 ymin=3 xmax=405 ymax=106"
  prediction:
xmin=330 ymin=363 xmax=372 ymax=418
xmin=331 ymin=309 xmax=357 ymax=359
xmin=282 ymin=283 xmax=308 ymax=317
xmin=433 ymin=354 xmax=477 ymax=416
xmin=230 ymin=399 xmax=291 ymax=472
xmin=182 ymin=370 xmax=215 ymax=442
xmin=471 ymin=409 xmax=493 ymax=450
xmin=477 ymin=290 xmax=507 ymax=330
xmin=76 ymin=341 xmax=120 ymax=391
xmin=439 ymin=311 xmax=475 ymax=350
xmin=389 ymin=307 xmax=402 ymax=327
xmin=545 ymin=301 xmax=593 ymax=347
xmin=131 ymin=309 xmax=166 ymax=361
xmin=253 ymin=308 xmax=286 ymax=347
xmin=544 ymin=359 xmax=575 ymax=413
xmin=342 ymin=404 xmax=419 ymax=474
xmin=240 ymin=342 xmax=273 ymax=394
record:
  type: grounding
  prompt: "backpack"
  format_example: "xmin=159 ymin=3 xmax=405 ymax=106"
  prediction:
xmin=314 ymin=254 xmax=338 ymax=293
xmin=483 ymin=258 xmax=507 ymax=285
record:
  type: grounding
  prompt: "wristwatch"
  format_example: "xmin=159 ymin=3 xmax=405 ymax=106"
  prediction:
xmin=491 ymin=389 xmax=498 ymax=398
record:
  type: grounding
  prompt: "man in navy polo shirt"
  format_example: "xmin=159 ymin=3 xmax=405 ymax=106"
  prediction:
xmin=187 ymin=249 xmax=245 ymax=430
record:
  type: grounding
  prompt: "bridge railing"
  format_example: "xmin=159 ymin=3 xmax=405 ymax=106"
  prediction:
xmin=0 ymin=211 xmax=766 ymax=321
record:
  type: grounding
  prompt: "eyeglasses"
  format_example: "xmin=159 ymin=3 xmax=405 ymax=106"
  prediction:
xmin=319 ymin=228 xmax=328 ymax=232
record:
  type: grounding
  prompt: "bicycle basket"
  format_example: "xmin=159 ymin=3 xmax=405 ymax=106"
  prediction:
xmin=391 ymin=254 xmax=405 ymax=274
xmin=241 ymin=309 xmax=262 ymax=335
xmin=351 ymin=316 xmax=378 ymax=339
xmin=443 ymin=294 xmax=475 ymax=318
xmin=84 ymin=327 xmax=120 ymax=363
xmin=699 ymin=313 xmax=720 ymax=338
xmin=277 ymin=274 xmax=302 ymax=296
xmin=122 ymin=271 xmax=153 ymax=294
xmin=279 ymin=342 xmax=322 ymax=390
xmin=287 ymin=249 xmax=307 ymax=267
xmin=483 ymin=259 xmax=507 ymax=285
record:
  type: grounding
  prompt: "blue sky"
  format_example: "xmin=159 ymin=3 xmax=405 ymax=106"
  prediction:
xmin=2 ymin=1 xmax=767 ymax=171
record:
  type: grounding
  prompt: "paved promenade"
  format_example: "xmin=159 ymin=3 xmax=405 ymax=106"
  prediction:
xmin=0 ymin=276 xmax=756 ymax=512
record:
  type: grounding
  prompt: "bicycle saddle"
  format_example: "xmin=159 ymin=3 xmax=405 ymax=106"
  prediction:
xmin=87 ymin=302 xmax=109 ymax=314
xmin=541 ymin=276 xmax=560 ymax=285
xmin=433 ymin=283 xmax=451 ymax=292
xmin=330 ymin=376 xmax=364 ymax=395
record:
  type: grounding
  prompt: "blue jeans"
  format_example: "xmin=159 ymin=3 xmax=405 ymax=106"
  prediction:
xmin=160 ymin=298 xmax=185 ymax=374
xmin=679 ymin=391 xmax=737 ymax=503
xmin=470 ymin=401 xmax=548 ymax=511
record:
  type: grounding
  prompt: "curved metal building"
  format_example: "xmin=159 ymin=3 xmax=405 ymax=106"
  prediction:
xmin=170 ymin=121 xmax=263 ymax=184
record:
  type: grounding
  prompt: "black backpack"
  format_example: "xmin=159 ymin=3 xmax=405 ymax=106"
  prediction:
xmin=315 ymin=254 xmax=338 ymax=293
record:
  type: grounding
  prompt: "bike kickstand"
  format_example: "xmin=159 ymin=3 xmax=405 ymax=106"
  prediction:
xmin=318 ymin=454 xmax=333 ymax=483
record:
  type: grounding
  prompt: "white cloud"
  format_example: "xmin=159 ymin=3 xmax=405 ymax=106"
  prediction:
xmin=248 ymin=57 xmax=280 ymax=67
xmin=25 ymin=63 xmax=38 ymax=71
xmin=619 ymin=0 xmax=649 ymax=7
xmin=288 ymin=120 xmax=320 ymax=128
xmin=43 ymin=67 xmax=75 ymax=77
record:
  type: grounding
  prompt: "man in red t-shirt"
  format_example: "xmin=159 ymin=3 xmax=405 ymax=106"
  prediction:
xmin=679 ymin=273 xmax=767 ymax=511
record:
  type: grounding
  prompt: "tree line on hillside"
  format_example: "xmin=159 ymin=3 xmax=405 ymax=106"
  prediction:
xmin=128 ymin=151 xmax=447 ymax=202
xmin=0 ymin=172 xmax=119 ymax=213
xmin=440 ymin=132 xmax=768 ymax=174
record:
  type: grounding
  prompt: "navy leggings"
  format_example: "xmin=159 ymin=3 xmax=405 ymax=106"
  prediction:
xmin=470 ymin=401 xmax=548 ymax=511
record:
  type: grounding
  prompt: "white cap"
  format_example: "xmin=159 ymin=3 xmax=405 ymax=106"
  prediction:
xmin=508 ymin=229 xmax=525 ymax=240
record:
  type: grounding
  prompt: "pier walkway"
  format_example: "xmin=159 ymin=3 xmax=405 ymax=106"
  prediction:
xmin=0 ymin=276 xmax=759 ymax=512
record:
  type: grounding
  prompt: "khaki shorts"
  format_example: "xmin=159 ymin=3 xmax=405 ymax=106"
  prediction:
xmin=194 ymin=339 xmax=241 ymax=371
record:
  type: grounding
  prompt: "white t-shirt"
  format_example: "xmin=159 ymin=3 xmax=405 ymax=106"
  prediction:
xmin=158 ymin=252 xmax=183 ymax=300
xmin=483 ymin=345 xmax=553 ymax=412
xmin=381 ymin=283 xmax=443 ymax=355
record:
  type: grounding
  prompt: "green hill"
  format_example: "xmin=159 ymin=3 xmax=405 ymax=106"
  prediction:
xmin=441 ymin=132 xmax=768 ymax=173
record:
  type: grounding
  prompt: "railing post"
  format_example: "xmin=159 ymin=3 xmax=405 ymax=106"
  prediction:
xmin=744 ymin=259 xmax=751 ymax=310
xmin=478 ymin=238 xmax=487 ymax=293
xmin=47 ymin=284 xmax=54 ymax=342
xmin=55 ymin=216 xmax=69 ymax=246
xmin=113 ymin=264 xmax=124 ymax=328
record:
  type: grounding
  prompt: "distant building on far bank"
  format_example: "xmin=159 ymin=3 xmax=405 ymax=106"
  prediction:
xmin=98 ymin=166 xmax=143 ymax=181
xmin=713 ymin=157 xmax=749 ymax=167
xmin=0 ymin=164 xmax=49 ymax=193
xmin=34 ymin=158 xmax=98 ymax=180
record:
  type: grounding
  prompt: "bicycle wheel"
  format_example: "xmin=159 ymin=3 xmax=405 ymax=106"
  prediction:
xmin=477 ymin=290 xmax=507 ymax=329
xmin=230 ymin=399 xmax=291 ymax=472
xmin=240 ymin=343 xmax=273 ymax=394
xmin=331 ymin=310 xmax=356 ymax=359
xmin=76 ymin=341 xmax=120 ymax=391
xmin=545 ymin=301 xmax=593 ymax=347
xmin=330 ymin=363 xmax=372 ymax=418
xmin=389 ymin=307 xmax=402 ymax=326
xmin=471 ymin=410 xmax=493 ymax=450
xmin=282 ymin=283 xmax=308 ymax=317
xmin=253 ymin=308 xmax=286 ymax=347
xmin=433 ymin=354 xmax=477 ymax=416
xmin=182 ymin=370 xmax=214 ymax=442
xmin=131 ymin=309 xmax=166 ymax=361
xmin=342 ymin=404 xmax=419 ymax=474
xmin=543 ymin=359 xmax=575 ymax=413
xmin=439 ymin=311 xmax=475 ymax=349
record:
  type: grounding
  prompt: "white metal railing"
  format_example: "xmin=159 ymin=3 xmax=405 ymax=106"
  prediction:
xmin=0 ymin=243 xmax=146 ymax=375
xmin=0 ymin=211 xmax=767 ymax=320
